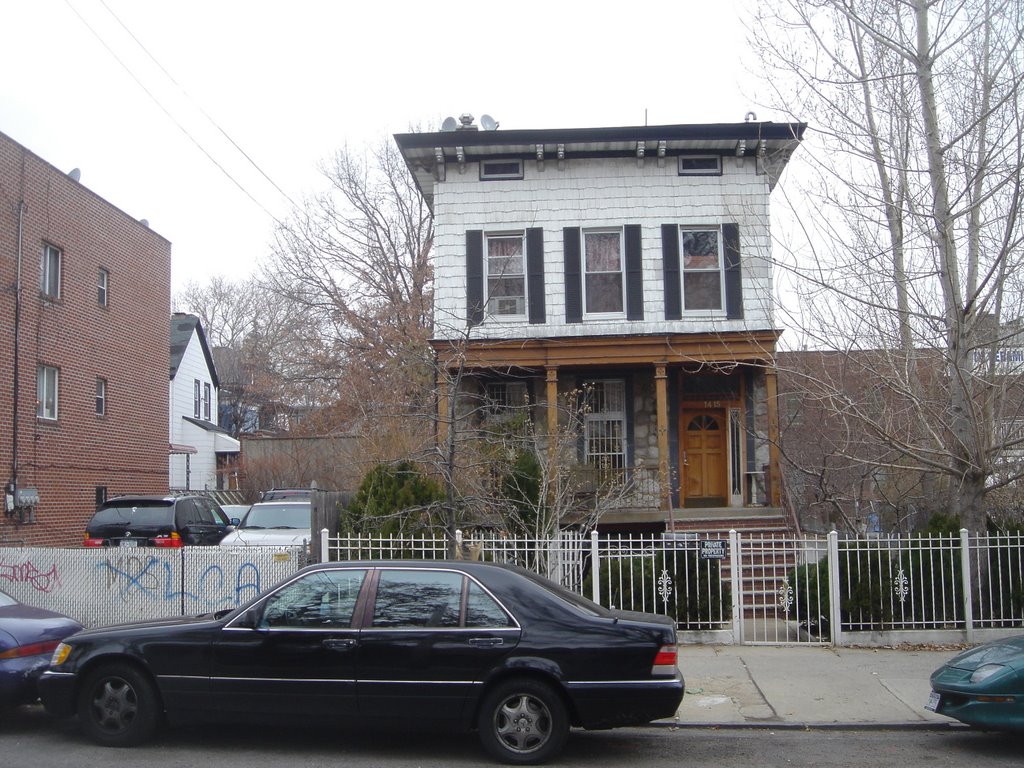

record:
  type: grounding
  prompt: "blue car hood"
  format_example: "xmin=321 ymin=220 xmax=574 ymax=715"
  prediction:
xmin=945 ymin=635 xmax=1024 ymax=672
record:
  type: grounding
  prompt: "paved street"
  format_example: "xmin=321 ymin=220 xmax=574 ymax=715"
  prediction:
xmin=0 ymin=705 xmax=1019 ymax=768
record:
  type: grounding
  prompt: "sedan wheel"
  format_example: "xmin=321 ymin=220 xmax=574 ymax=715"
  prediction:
xmin=478 ymin=678 xmax=568 ymax=765
xmin=77 ymin=663 xmax=160 ymax=747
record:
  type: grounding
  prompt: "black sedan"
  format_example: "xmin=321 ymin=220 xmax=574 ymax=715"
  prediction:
xmin=0 ymin=589 xmax=83 ymax=710
xmin=39 ymin=560 xmax=684 ymax=764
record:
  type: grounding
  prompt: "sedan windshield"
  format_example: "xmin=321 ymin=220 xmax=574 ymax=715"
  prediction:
xmin=240 ymin=504 xmax=311 ymax=530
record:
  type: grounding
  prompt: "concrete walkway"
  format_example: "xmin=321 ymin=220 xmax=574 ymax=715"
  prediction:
xmin=671 ymin=645 xmax=960 ymax=728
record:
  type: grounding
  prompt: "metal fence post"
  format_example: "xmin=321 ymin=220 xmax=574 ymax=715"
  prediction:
xmin=320 ymin=528 xmax=330 ymax=563
xmin=960 ymin=528 xmax=974 ymax=643
xmin=591 ymin=529 xmax=601 ymax=604
xmin=729 ymin=529 xmax=742 ymax=644
xmin=827 ymin=531 xmax=843 ymax=647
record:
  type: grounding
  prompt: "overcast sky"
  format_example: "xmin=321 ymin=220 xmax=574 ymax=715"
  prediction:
xmin=1 ymin=0 xmax=774 ymax=298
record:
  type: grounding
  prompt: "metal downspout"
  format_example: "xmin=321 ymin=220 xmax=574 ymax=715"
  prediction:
xmin=11 ymin=200 xmax=25 ymax=494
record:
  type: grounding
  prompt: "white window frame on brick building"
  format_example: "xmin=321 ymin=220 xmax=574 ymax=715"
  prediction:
xmin=37 ymin=365 xmax=59 ymax=420
xmin=583 ymin=228 xmax=625 ymax=316
xmin=485 ymin=232 xmax=527 ymax=317
xmin=583 ymin=379 xmax=626 ymax=469
xmin=96 ymin=377 xmax=107 ymax=416
xmin=680 ymin=225 xmax=725 ymax=312
xmin=98 ymin=268 xmax=109 ymax=306
xmin=41 ymin=244 xmax=61 ymax=298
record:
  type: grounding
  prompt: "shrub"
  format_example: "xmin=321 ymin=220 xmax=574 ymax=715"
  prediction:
xmin=585 ymin=545 xmax=731 ymax=629
xmin=343 ymin=461 xmax=445 ymax=536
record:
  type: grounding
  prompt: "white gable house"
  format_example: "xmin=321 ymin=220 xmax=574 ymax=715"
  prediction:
xmin=169 ymin=314 xmax=240 ymax=490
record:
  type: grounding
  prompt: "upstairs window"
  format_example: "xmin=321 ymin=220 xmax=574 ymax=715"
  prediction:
xmin=583 ymin=229 xmax=624 ymax=315
xmin=37 ymin=365 xmax=59 ymax=420
xmin=203 ymin=382 xmax=212 ymax=420
xmin=678 ymin=155 xmax=723 ymax=176
xmin=98 ymin=268 xmax=109 ymax=306
xmin=193 ymin=379 xmax=202 ymax=418
xmin=96 ymin=377 xmax=107 ymax=416
xmin=480 ymin=159 xmax=523 ymax=180
xmin=486 ymin=233 xmax=526 ymax=317
xmin=41 ymin=244 xmax=61 ymax=298
xmin=681 ymin=226 xmax=724 ymax=311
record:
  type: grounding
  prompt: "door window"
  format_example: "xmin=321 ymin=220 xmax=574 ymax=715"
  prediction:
xmin=372 ymin=569 xmax=463 ymax=628
xmin=260 ymin=570 xmax=367 ymax=628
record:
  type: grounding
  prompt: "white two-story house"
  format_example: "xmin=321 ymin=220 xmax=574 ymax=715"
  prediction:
xmin=169 ymin=313 xmax=240 ymax=490
xmin=395 ymin=118 xmax=804 ymax=529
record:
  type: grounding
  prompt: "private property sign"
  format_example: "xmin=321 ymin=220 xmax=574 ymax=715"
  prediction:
xmin=699 ymin=539 xmax=728 ymax=560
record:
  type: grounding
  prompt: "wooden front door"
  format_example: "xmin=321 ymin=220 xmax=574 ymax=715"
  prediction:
xmin=681 ymin=409 xmax=728 ymax=507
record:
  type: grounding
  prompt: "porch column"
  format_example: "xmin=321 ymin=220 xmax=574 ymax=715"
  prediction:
xmin=765 ymin=366 xmax=782 ymax=507
xmin=437 ymin=370 xmax=450 ymax=449
xmin=654 ymin=364 xmax=673 ymax=525
xmin=545 ymin=366 xmax=559 ymax=458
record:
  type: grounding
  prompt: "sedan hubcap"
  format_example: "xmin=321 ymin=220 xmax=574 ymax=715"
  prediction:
xmin=92 ymin=678 xmax=138 ymax=732
xmin=495 ymin=693 xmax=552 ymax=753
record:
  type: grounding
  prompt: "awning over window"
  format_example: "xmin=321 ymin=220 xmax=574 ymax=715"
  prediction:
xmin=169 ymin=443 xmax=198 ymax=455
xmin=213 ymin=432 xmax=241 ymax=454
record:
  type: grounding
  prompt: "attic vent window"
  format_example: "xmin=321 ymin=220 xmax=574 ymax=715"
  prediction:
xmin=480 ymin=159 xmax=524 ymax=181
xmin=678 ymin=155 xmax=723 ymax=176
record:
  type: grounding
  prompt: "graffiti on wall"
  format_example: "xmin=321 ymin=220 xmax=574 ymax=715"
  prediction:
xmin=98 ymin=555 xmax=264 ymax=609
xmin=0 ymin=558 xmax=63 ymax=593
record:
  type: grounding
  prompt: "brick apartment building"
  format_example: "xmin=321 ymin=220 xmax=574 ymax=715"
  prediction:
xmin=1 ymin=130 xmax=171 ymax=546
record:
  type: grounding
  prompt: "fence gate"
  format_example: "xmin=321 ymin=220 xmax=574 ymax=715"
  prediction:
xmin=731 ymin=531 xmax=830 ymax=645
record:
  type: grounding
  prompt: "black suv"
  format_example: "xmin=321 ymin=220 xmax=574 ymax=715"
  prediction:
xmin=84 ymin=495 xmax=233 ymax=548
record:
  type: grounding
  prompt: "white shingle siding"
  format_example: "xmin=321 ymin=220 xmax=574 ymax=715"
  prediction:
xmin=169 ymin=332 xmax=220 ymax=490
xmin=432 ymin=155 xmax=775 ymax=340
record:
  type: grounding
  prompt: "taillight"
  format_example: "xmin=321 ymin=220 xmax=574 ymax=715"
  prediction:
xmin=652 ymin=644 xmax=678 ymax=676
xmin=0 ymin=639 xmax=62 ymax=660
xmin=83 ymin=536 xmax=105 ymax=547
xmin=152 ymin=532 xmax=183 ymax=548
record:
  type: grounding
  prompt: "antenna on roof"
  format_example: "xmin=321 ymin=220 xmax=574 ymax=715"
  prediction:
xmin=480 ymin=114 xmax=499 ymax=131
xmin=441 ymin=116 xmax=458 ymax=132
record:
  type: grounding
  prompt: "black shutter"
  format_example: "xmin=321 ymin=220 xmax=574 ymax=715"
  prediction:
xmin=723 ymin=223 xmax=743 ymax=319
xmin=624 ymin=225 xmax=644 ymax=321
xmin=526 ymin=227 xmax=546 ymax=324
xmin=662 ymin=224 xmax=681 ymax=320
xmin=563 ymin=227 xmax=582 ymax=323
xmin=466 ymin=230 xmax=484 ymax=326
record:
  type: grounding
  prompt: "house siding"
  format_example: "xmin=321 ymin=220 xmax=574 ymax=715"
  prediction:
xmin=169 ymin=331 xmax=220 ymax=490
xmin=0 ymin=130 xmax=171 ymax=546
xmin=431 ymin=156 xmax=773 ymax=340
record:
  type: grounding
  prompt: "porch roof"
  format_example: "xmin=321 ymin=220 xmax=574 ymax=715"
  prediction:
xmin=430 ymin=330 xmax=782 ymax=370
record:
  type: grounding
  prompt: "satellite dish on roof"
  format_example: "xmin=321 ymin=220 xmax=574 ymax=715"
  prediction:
xmin=441 ymin=116 xmax=458 ymax=132
xmin=480 ymin=114 xmax=499 ymax=131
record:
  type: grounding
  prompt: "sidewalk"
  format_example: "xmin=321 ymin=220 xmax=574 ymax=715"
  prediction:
xmin=670 ymin=645 xmax=959 ymax=728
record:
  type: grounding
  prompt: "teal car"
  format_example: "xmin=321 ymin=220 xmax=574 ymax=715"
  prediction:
xmin=927 ymin=634 xmax=1024 ymax=731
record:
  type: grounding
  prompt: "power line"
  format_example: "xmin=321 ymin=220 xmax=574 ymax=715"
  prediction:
xmin=62 ymin=0 xmax=292 ymax=221
xmin=97 ymin=0 xmax=301 ymax=212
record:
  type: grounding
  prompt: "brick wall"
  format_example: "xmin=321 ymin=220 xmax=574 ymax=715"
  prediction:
xmin=0 ymin=130 xmax=171 ymax=546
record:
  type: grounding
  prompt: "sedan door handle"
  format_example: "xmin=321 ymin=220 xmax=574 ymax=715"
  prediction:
xmin=322 ymin=638 xmax=357 ymax=652
xmin=467 ymin=637 xmax=504 ymax=648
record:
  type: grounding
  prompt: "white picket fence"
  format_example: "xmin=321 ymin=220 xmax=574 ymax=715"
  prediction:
xmin=5 ymin=528 xmax=1020 ymax=645
xmin=321 ymin=528 xmax=1024 ymax=647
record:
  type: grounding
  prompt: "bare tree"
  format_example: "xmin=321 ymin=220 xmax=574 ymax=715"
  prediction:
xmin=751 ymin=0 xmax=1024 ymax=531
xmin=265 ymin=137 xmax=435 ymax=439
xmin=175 ymin=276 xmax=325 ymax=436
